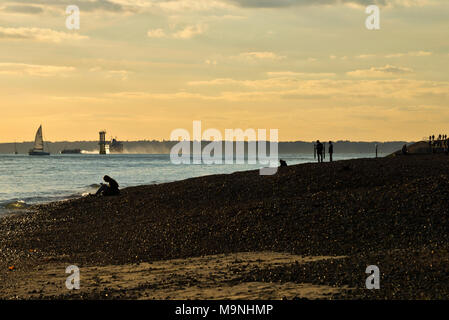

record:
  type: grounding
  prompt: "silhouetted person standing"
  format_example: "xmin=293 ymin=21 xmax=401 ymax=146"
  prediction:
xmin=316 ymin=140 xmax=323 ymax=163
xmin=328 ymin=141 xmax=334 ymax=162
xmin=402 ymin=144 xmax=408 ymax=155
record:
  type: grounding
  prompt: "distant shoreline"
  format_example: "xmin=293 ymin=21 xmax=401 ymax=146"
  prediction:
xmin=0 ymin=140 xmax=410 ymax=155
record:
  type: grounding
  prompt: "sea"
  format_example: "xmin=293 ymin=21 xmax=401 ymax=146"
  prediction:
xmin=0 ymin=153 xmax=379 ymax=216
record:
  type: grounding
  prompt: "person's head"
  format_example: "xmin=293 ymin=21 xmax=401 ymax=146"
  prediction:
xmin=329 ymin=141 xmax=332 ymax=144
xmin=103 ymin=175 xmax=112 ymax=182
xmin=317 ymin=140 xmax=320 ymax=143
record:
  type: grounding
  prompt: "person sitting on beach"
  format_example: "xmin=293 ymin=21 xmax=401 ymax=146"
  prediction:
xmin=316 ymin=140 xmax=324 ymax=163
xmin=95 ymin=175 xmax=120 ymax=196
xmin=280 ymin=159 xmax=287 ymax=167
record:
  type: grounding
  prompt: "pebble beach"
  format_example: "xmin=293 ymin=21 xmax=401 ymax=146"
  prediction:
xmin=1 ymin=154 xmax=449 ymax=299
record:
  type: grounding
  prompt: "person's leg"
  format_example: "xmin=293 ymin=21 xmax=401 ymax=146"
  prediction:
xmin=95 ymin=184 xmax=107 ymax=196
xmin=330 ymin=153 xmax=333 ymax=162
xmin=102 ymin=186 xmax=114 ymax=196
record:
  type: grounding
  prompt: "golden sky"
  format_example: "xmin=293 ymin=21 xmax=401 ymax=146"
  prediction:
xmin=0 ymin=0 xmax=448 ymax=142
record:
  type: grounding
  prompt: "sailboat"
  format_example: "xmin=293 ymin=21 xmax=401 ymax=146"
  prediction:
xmin=29 ymin=125 xmax=50 ymax=156
xmin=14 ymin=142 xmax=18 ymax=155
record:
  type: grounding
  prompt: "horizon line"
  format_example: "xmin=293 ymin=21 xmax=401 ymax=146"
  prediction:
xmin=1 ymin=140 xmax=416 ymax=144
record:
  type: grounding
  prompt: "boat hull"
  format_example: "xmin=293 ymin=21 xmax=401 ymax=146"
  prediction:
xmin=29 ymin=150 xmax=50 ymax=156
xmin=61 ymin=149 xmax=81 ymax=154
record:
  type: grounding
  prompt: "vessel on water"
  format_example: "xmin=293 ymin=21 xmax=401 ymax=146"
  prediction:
xmin=61 ymin=149 xmax=81 ymax=154
xmin=29 ymin=125 xmax=50 ymax=156
xmin=109 ymin=138 xmax=124 ymax=153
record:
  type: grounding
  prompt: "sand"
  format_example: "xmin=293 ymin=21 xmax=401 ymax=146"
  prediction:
xmin=2 ymin=252 xmax=346 ymax=300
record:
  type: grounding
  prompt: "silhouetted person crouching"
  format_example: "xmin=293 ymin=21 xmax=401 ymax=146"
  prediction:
xmin=280 ymin=159 xmax=287 ymax=167
xmin=96 ymin=175 xmax=120 ymax=196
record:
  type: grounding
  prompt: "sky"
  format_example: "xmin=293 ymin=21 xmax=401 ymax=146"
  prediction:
xmin=0 ymin=0 xmax=448 ymax=142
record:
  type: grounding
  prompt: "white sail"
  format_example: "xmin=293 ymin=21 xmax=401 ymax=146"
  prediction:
xmin=33 ymin=125 xmax=44 ymax=151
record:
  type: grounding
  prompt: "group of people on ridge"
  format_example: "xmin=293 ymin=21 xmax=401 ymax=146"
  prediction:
xmin=429 ymin=134 xmax=449 ymax=154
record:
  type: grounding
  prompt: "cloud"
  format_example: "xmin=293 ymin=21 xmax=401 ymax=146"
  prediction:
xmin=3 ymin=5 xmax=44 ymax=14
xmin=355 ymin=51 xmax=433 ymax=59
xmin=266 ymin=71 xmax=336 ymax=78
xmin=147 ymin=28 xmax=167 ymax=38
xmin=147 ymin=24 xmax=207 ymax=39
xmin=173 ymin=24 xmax=207 ymax=39
xmin=224 ymin=0 xmax=429 ymax=8
xmin=239 ymin=52 xmax=286 ymax=60
xmin=89 ymin=66 xmax=131 ymax=80
xmin=39 ymin=0 xmax=231 ymax=13
xmin=347 ymin=65 xmax=414 ymax=77
xmin=108 ymin=78 xmax=449 ymax=104
xmin=356 ymin=54 xmax=377 ymax=59
xmin=385 ymin=51 xmax=433 ymax=58
xmin=107 ymin=70 xmax=130 ymax=80
xmin=0 ymin=27 xmax=88 ymax=42
xmin=7 ymin=0 xmax=127 ymax=13
xmin=188 ymin=77 xmax=310 ymax=88
xmin=0 ymin=63 xmax=75 ymax=77
xmin=148 ymin=0 xmax=232 ymax=11
xmin=5 ymin=0 xmax=431 ymax=16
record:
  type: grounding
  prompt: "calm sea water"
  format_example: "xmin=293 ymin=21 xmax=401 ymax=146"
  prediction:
xmin=0 ymin=153 xmax=378 ymax=216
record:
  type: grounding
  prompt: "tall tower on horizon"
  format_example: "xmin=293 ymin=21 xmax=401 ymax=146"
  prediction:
xmin=99 ymin=131 xmax=107 ymax=155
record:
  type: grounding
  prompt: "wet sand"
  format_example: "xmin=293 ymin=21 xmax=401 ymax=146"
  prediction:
xmin=1 ymin=154 xmax=449 ymax=299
